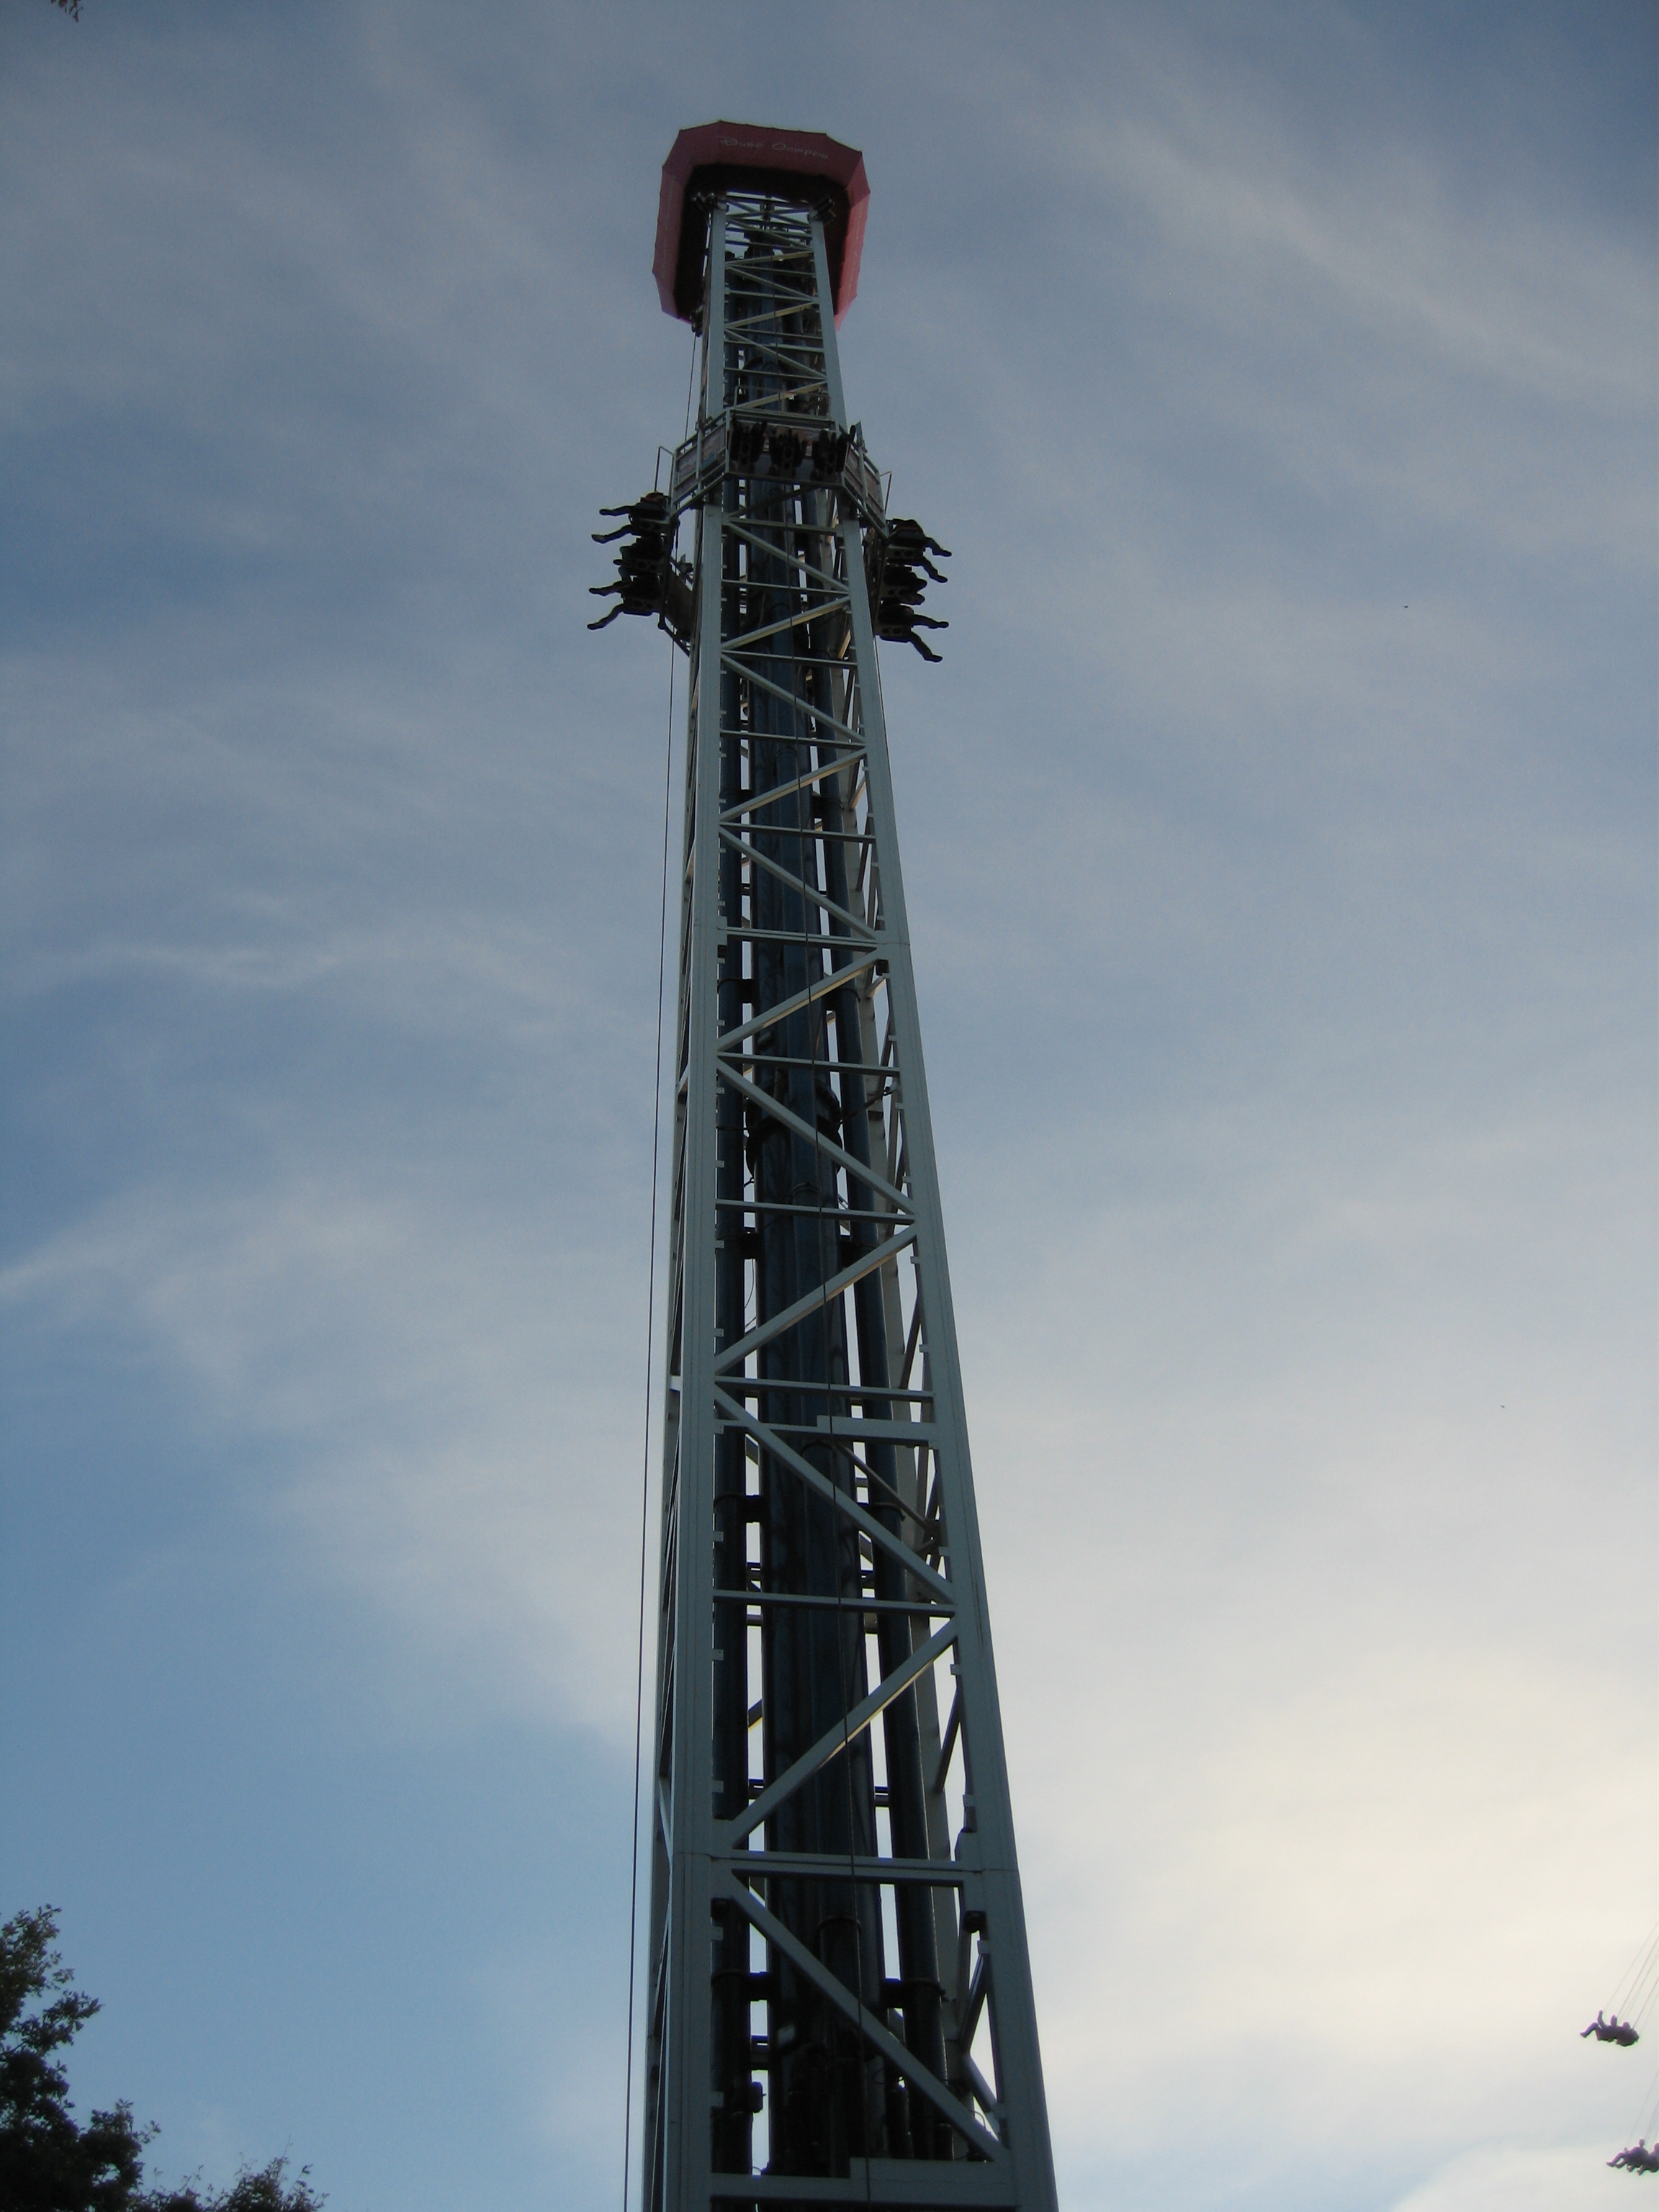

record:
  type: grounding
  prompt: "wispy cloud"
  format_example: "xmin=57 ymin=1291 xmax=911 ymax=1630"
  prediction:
xmin=1388 ymin=2141 xmax=1636 ymax=2212
xmin=3 ymin=4 xmax=1650 ymax=2208
xmin=4 ymin=1174 xmax=654 ymax=1740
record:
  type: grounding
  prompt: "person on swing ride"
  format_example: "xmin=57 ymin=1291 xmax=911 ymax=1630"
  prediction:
xmin=1585 ymin=2010 xmax=1642 ymax=2045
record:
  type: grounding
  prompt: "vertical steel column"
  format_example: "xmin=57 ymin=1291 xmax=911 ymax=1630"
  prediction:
xmin=649 ymin=202 xmax=729 ymax=2212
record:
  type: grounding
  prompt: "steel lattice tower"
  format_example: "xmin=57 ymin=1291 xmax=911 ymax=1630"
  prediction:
xmin=603 ymin=124 xmax=1058 ymax=2212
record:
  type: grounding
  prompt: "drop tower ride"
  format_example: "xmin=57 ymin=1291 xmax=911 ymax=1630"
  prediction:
xmin=599 ymin=125 xmax=1058 ymax=2212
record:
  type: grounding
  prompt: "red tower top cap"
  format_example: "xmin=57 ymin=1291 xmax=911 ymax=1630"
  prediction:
xmin=653 ymin=122 xmax=870 ymax=328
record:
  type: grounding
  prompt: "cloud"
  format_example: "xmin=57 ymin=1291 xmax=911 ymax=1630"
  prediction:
xmin=1389 ymin=2141 xmax=1637 ymax=2212
xmin=1025 ymin=1636 xmax=1650 ymax=2143
xmin=3 ymin=1174 xmax=657 ymax=1742
xmin=1 ymin=4 xmax=1651 ymax=2208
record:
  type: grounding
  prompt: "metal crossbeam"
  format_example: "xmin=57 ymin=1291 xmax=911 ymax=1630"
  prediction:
xmin=719 ymin=1879 xmax=1007 ymax=2163
xmin=714 ymin=962 xmax=884 ymax=1056
xmin=711 ymin=1228 xmax=915 ymax=1375
xmin=723 ymin=1622 xmax=958 ymax=1844
xmin=709 ymin=1388 xmax=952 ymax=1606
xmin=716 ymin=828 xmax=876 ymax=941
xmin=711 ymin=1063 xmax=911 ymax=1215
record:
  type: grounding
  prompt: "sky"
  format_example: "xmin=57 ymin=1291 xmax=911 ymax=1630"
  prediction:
xmin=1 ymin=4 xmax=1654 ymax=2210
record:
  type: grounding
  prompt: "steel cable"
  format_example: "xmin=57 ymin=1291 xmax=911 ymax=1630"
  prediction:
xmin=1610 ymin=1928 xmax=1659 ymax=2021
xmin=620 ymin=330 xmax=698 ymax=2212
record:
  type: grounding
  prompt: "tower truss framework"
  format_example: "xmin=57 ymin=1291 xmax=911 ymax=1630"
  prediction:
xmin=631 ymin=127 xmax=1058 ymax=2212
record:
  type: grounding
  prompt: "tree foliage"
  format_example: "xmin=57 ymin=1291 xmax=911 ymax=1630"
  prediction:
xmin=0 ymin=1910 xmax=324 ymax=2212
xmin=0 ymin=1906 xmax=145 ymax=2212
xmin=142 ymin=2159 xmax=325 ymax=2212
